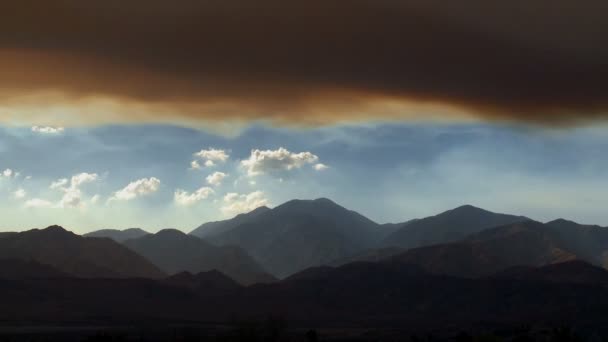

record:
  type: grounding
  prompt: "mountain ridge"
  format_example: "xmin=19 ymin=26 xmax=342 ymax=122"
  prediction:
xmin=0 ymin=225 xmax=165 ymax=279
xmin=124 ymin=229 xmax=276 ymax=285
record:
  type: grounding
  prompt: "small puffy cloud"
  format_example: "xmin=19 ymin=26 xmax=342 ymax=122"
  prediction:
xmin=196 ymin=148 xmax=229 ymax=162
xmin=2 ymin=169 xmax=13 ymax=178
xmin=58 ymin=189 xmax=84 ymax=208
xmin=313 ymin=163 xmax=329 ymax=171
xmin=241 ymin=147 xmax=319 ymax=176
xmin=174 ymin=187 xmax=214 ymax=206
xmin=50 ymin=178 xmax=69 ymax=190
xmin=193 ymin=148 xmax=229 ymax=168
xmin=23 ymin=172 xmax=99 ymax=210
xmin=111 ymin=177 xmax=161 ymax=201
xmin=206 ymin=171 xmax=227 ymax=187
xmin=221 ymin=191 xmax=269 ymax=216
xmin=70 ymin=173 xmax=98 ymax=188
xmin=31 ymin=126 xmax=65 ymax=134
xmin=54 ymin=172 xmax=99 ymax=209
xmin=13 ymin=189 xmax=27 ymax=199
xmin=24 ymin=198 xmax=53 ymax=209
xmin=190 ymin=160 xmax=202 ymax=170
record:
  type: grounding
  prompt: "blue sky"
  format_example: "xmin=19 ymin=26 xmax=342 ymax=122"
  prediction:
xmin=1 ymin=122 xmax=607 ymax=233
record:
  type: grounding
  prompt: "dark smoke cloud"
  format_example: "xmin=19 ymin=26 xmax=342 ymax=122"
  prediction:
xmin=1 ymin=0 xmax=607 ymax=126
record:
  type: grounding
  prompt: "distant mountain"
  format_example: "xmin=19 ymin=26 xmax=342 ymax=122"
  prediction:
xmin=165 ymin=270 xmax=242 ymax=293
xmin=124 ymin=229 xmax=275 ymax=285
xmin=203 ymin=198 xmax=383 ymax=277
xmin=545 ymin=219 xmax=608 ymax=267
xmin=0 ymin=258 xmax=68 ymax=279
xmin=0 ymin=226 xmax=165 ymax=278
xmin=84 ymin=228 xmax=150 ymax=242
xmin=494 ymin=260 xmax=608 ymax=285
xmin=190 ymin=206 xmax=271 ymax=239
xmin=329 ymin=247 xmax=406 ymax=267
xmin=389 ymin=220 xmax=577 ymax=277
xmin=382 ymin=205 xmax=528 ymax=249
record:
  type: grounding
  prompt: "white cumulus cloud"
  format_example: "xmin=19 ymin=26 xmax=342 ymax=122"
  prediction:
xmin=50 ymin=178 xmax=68 ymax=189
xmin=111 ymin=177 xmax=161 ymax=201
xmin=206 ymin=171 xmax=227 ymax=187
xmin=23 ymin=172 xmax=99 ymax=209
xmin=221 ymin=191 xmax=269 ymax=216
xmin=31 ymin=126 xmax=65 ymax=134
xmin=192 ymin=148 xmax=229 ymax=168
xmin=190 ymin=160 xmax=202 ymax=170
xmin=70 ymin=173 xmax=98 ymax=188
xmin=174 ymin=187 xmax=214 ymax=206
xmin=313 ymin=163 xmax=329 ymax=171
xmin=241 ymin=147 xmax=319 ymax=176
xmin=54 ymin=172 xmax=99 ymax=209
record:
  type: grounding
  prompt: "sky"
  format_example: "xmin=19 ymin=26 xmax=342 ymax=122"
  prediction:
xmin=0 ymin=1 xmax=607 ymax=232
xmin=1 ymin=122 xmax=608 ymax=233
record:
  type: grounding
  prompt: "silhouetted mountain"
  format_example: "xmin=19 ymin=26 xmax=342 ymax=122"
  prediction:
xmin=0 ymin=258 xmax=68 ymax=279
xmin=124 ymin=229 xmax=275 ymax=285
xmin=240 ymin=260 xmax=608 ymax=330
xmin=494 ymin=260 xmax=608 ymax=285
xmin=382 ymin=205 xmax=528 ymax=249
xmin=0 ymin=232 xmax=17 ymax=239
xmin=190 ymin=206 xmax=271 ymax=239
xmin=545 ymin=219 xmax=608 ymax=267
xmin=329 ymin=247 xmax=406 ymax=267
xmin=389 ymin=220 xmax=577 ymax=277
xmin=165 ymin=270 xmax=242 ymax=293
xmin=0 ymin=226 xmax=165 ymax=278
xmin=84 ymin=228 xmax=150 ymax=242
xmin=4 ymin=258 xmax=608 ymax=332
xmin=204 ymin=198 xmax=382 ymax=277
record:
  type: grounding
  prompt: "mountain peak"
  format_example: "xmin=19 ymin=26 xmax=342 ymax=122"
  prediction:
xmin=43 ymin=225 xmax=68 ymax=232
xmin=156 ymin=228 xmax=187 ymax=238
xmin=123 ymin=227 xmax=148 ymax=233
xmin=548 ymin=218 xmax=575 ymax=224
xmin=236 ymin=205 xmax=270 ymax=217
xmin=546 ymin=218 xmax=603 ymax=230
xmin=313 ymin=197 xmax=337 ymax=205
xmin=278 ymin=197 xmax=343 ymax=211
xmin=448 ymin=204 xmax=488 ymax=214
xmin=252 ymin=205 xmax=271 ymax=212
xmin=39 ymin=225 xmax=74 ymax=237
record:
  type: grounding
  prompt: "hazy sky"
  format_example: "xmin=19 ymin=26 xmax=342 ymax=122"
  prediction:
xmin=1 ymin=122 xmax=607 ymax=233
xmin=0 ymin=1 xmax=607 ymax=232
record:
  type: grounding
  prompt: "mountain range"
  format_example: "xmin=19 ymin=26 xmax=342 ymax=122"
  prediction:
xmin=9 ymin=199 xmax=608 ymax=283
xmin=0 ymin=225 xmax=164 ymax=278
xmin=84 ymin=227 xmax=150 ymax=242
xmin=191 ymin=198 xmax=388 ymax=277
xmin=123 ymin=229 xmax=275 ymax=285
xmin=3 ymin=198 xmax=608 ymax=334
xmin=3 ymin=259 xmax=608 ymax=333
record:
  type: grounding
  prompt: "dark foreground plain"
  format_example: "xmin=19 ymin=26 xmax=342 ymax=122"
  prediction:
xmin=3 ymin=200 xmax=608 ymax=340
xmin=1 ymin=260 xmax=608 ymax=341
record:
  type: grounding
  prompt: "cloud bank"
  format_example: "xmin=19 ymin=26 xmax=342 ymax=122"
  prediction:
xmin=1 ymin=0 xmax=607 ymax=127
